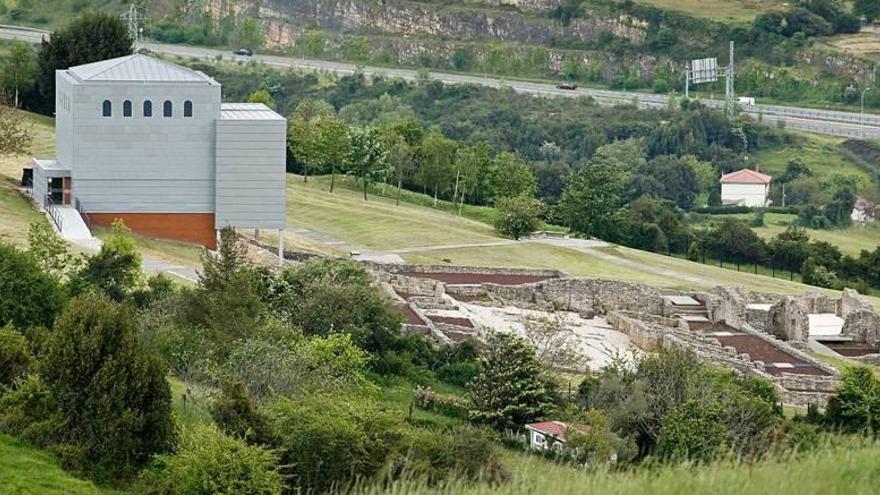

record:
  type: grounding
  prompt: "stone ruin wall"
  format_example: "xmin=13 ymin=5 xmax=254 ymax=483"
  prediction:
xmin=482 ymin=277 xmax=668 ymax=315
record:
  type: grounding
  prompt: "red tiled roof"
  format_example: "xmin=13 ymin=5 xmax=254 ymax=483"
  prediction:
xmin=525 ymin=421 xmax=589 ymax=440
xmin=720 ymin=169 xmax=772 ymax=184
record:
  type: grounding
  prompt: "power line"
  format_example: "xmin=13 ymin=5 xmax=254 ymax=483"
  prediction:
xmin=121 ymin=3 xmax=147 ymax=50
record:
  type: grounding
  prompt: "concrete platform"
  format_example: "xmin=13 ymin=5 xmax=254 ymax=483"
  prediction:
xmin=808 ymin=313 xmax=845 ymax=337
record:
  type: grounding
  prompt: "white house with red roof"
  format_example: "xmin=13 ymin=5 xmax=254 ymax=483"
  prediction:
xmin=720 ymin=169 xmax=772 ymax=207
xmin=525 ymin=421 xmax=588 ymax=450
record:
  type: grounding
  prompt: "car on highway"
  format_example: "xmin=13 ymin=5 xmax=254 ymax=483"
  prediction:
xmin=556 ymin=82 xmax=578 ymax=90
xmin=233 ymin=48 xmax=253 ymax=56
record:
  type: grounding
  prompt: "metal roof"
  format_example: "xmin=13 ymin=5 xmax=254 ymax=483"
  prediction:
xmin=220 ymin=103 xmax=286 ymax=121
xmin=67 ymin=54 xmax=217 ymax=85
xmin=720 ymin=169 xmax=772 ymax=184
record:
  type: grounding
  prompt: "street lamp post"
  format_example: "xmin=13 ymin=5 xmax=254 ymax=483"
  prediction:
xmin=861 ymin=87 xmax=873 ymax=135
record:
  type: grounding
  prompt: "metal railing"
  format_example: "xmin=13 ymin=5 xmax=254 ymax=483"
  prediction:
xmin=45 ymin=194 xmax=63 ymax=233
xmin=75 ymin=197 xmax=91 ymax=229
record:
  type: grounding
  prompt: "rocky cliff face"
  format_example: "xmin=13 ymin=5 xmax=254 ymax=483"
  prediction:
xmin=219 ymin=0 xmax=648 ymax=47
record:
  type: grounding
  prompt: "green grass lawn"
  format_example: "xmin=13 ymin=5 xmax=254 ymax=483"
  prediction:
xmin=751 ymin=134 xmax=872 ymax=185
xmin=0 ymin=108 xmax=55 ymax=247
xmin=359 ymin=439 xmax=880 ymax=495
xmin=0 ymin=435 xmax=118 ymax=495
xmin=632 ymin=0 xmax=785 ymax=24
xmin=287 ymin=174 xmax=499 ymax=251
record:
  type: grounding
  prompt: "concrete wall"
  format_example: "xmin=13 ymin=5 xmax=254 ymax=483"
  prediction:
xmin=69 ymin=79 xmax=221 ymax=214
xmin=214 ymin=118 xmax=287 ymax=229
xmin=55 ymin=72 xmax=75 ymax=169
xmin=721 ymin=183 xmax=768 ymax=207
xmin=32 ymin=165 xmax=47 ymax=207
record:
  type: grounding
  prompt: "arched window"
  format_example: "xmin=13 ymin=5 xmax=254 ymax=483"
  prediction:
xmin=143 ymin=100 xmax=152 ymax=117
xmin=123 ymin=100 xmax=132 ymax=117
xmin=102 ymin=100 xmax=112 ymax=117
xmin=184 ymin=100 xmax=193 ymax=118
xmin=163 ymin=100 xmax=173 ymax=117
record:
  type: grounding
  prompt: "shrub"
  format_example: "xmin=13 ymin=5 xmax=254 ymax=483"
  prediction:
xmin=0 ymin=242 xmax=64 ymax=330
xmin=139 ymin=423 xmax=282 ymax=495
xmin=265 ymin=394 xmax=406 ymax=493
xmin=436 ymin=361 xmax=479 ymax=387
xmin=211 ymin=382 xmax=276 ymax=446
xmin=0 ymin=374 xmax=60 ymax=445
xmin=224 ymin=329 xmax=369 ymax=401
xmin=656 ymin=399 xmax=729 ymax=463
xmin=392 ymin=426 xmax=508 ymax=485
xmin=825 ymin=366 xmax=880 ymax=433
xmin=0 ymin=325 xmax=31 ymax=386
xmin=41 ymin=294 xmax=174 ymax=480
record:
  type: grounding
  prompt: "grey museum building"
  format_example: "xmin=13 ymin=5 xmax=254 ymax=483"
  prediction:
xmin=31 ymin=53 xmax=287 ymax=249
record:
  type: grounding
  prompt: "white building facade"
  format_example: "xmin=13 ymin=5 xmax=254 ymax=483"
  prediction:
xmin=720 ymin=169 xmax=772 ymax=208
xmin=32 ymin=54 xmax=287 ymax=249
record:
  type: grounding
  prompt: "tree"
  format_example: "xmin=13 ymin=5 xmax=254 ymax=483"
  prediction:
xmin=42 ymin=294 xmax=173 ymax=480
xmin=656 ymin=399 xmax=729 ymax=463
xmin=768 ymin=227 xmax=810 ymax=273
xmin=826 ymin=366 xmax=880 ymax=433
xmin=558 ymin=141 xmax=635 ymax=239
xmin=631 ymin=155 xmax=701 ymax=209
xmin=488 ymin=151 xmax=537 ymax=202
xmin=494 ymin=196 xmax=544 ymax=240
xmin=316 ymin=117 xmax=352 ymax=193
xmin=417 ymin=129 xmax=457 ymax=206
xmin=27 ymin=220 xmax=78 ymax=279
xmin=347 ymin=126 xmax=389 ymax=200
xmin=0 ymin=102 xmax=33 ymax=156
xmin=705 ymin=218 xmax=767 ymax=265
xmin=855 ymin=0 xmax=880 ymax=23
xmin=71 ymin=219 xmax=142 ymax=302
xmin=245 ymin=89 xmax=276 ymax=109
xmin=0 ymin=42 xmax=37 ymax=108
xmin=469 ymin=332 xmax=555 ymax=432
xmin=385 ymin=133 xmax=415 ymax=206
xmin=521 ymin=312 xmax=588 ymax=373
xmin=287 ymin=98 xmax=335 ymax=182
xmin=0 ymin=242 xmax=64 ymax=330
xmin=36 ymin=12 xmax=132 ymax=114
xmin=455 ymin=142 xmax=494 ymax=207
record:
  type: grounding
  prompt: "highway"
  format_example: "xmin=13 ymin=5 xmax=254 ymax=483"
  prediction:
xmin=3 ymin=24 xmax=880 ymax=139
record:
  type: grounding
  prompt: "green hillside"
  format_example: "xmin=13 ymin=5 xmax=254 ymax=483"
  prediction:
xmin=0 ymin=435 xmax=116 ymax=494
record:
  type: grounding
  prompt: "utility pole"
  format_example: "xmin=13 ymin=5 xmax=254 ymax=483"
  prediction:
xmin=122 ymin=3 xmax=147 ymax=50
xmin=725 ymin=41 xmax=735 ymax=118
xmin=861 ymin=87 xmax=873 ymax=135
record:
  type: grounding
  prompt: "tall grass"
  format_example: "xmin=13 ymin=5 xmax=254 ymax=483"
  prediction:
xmin=353 ymin=440 xmax=880 ymax=495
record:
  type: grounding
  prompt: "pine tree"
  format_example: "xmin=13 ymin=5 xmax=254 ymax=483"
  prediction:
xmin=468 ymin=332 xmax=554 ymax=432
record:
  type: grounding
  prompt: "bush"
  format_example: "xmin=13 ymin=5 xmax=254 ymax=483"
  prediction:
xmin=656 ymin=399 xmax=729 ymax=463
xmin=825 ymin=366 xmax=880 ymax=433
xmin=265 ymin=394 xmax=406 ymax=493
xmin=139 ymin=423 xmax=282 ymax=495
xmin=0 ymin=374 xmax=59 ymax=445
xmin=392 ymin=426 xmax=508 ymax=484
xmin=436 ymin=361 xmax=479 ymax=387
xmin=210 ymin=382 xmax=276 ymax=447
xmin=41 ymin=294 xmax=174 ymax=480
xmin=0 ymin=242 xmax=64 ymax=330
xmin=0 ymin=325 xmax=31 ymax=386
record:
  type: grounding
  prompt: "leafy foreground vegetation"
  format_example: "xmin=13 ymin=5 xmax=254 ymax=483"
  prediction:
xmin=4 ymin=217 xmax=880 ymax=493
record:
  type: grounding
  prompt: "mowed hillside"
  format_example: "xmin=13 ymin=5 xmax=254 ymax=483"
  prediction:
xmin=286 ymin=175 xmax=880 ymax=307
